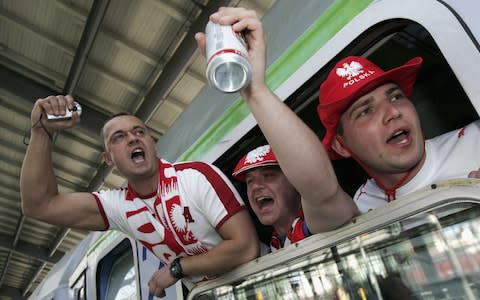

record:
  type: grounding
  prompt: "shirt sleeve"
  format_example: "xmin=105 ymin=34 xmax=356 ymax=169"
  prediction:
xmin=176 ymin=162 xmax=246 ymax=230
xmin=92 ymin=189 xmax=129 ymax=232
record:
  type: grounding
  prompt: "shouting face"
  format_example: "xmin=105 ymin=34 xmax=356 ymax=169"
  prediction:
xmin=245 ymin=166 xmax=301 ymax=232
xmin=333 ymin=83 xmax=425 ymax=185
xmin=102 ymin=115 xmax=158 ymax=182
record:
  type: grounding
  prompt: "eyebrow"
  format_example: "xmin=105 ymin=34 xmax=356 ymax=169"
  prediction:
xmin=348 ymin=96 xmax=373 ymax=119
xmin=385 ymin=85 xmax=401 ymax=96
xmin=347 ymin=85 xmax=403 ymax=118
xmin=107 ymin=125 xmax=145 ymax=141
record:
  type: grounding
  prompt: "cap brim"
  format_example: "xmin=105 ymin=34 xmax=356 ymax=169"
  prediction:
xmin=232 ymin=161 xmax=279 ymax=181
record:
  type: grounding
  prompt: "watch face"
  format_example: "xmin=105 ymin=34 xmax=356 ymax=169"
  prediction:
xmin=170 ymin=258 xmax=183 ymax=279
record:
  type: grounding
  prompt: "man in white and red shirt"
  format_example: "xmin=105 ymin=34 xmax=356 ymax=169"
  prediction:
xmin=316 ymin=56 xmax=480 ymax=213
xmin=21 ymin=101 xmax=259 ymax=297
xmin=232 ymin=145 xmax=310 ymax=251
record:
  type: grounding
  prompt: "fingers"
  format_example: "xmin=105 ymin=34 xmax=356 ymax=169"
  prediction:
xmin=36 ymin=95 xmax=75 ymax=117
xmin=194 ymin=32 xmax=206 ymax=57
xmin=31 ymin=95 xmax=80 ymax=130
xmin=210 ymin=7 xmax=261 ymax=33
xmin=196 ymin=7 xmax=264 ymax=64
xmin=468 ymin=169 xmax=480 ymax=179
xmin=148 ymin=279 xmax=167 ymax=298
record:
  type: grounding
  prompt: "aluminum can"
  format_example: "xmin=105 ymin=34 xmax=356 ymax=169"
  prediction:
xmin=205 ymin=21 xmax=252 ymax=93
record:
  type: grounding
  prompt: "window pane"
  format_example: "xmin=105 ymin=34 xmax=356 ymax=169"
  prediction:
xmin=106 ymin=251 xmax=137 ymax=300
xmin=194 ymin=202 xmax=480 ymax=300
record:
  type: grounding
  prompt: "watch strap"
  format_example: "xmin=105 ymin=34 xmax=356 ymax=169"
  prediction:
xmin=169 ymin=257 xmax=184 ymax=279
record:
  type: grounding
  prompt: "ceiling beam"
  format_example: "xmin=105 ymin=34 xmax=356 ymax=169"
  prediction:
xmin=0 ymin=64 xmax=109 ymax=141
xmin=149 ymin=0 xmax=191 ymax=22
xmin=0 ymin=215 xmax=25 ymax=287
xmin=0 ymin=233 xmax=64 ymax=264
xmin=0 ymin=286 xmax=24 ymax=300
xmin=0 ymin=8 xmax=75 ymax=56
xmin=55 ymin=0 xmax=166 ymax=66
xmin=135 ymin=0 xmax=235 ymax=122
xmin=63 ymin=0 xmax=111 ymax=95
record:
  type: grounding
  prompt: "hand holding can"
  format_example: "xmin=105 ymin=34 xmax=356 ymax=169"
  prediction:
xmin=205 ymin=21 xmax=252 ymax=93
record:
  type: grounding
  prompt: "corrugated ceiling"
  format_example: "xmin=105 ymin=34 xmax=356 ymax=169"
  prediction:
xmin=0 ymin=0 xmax=276 ymax=298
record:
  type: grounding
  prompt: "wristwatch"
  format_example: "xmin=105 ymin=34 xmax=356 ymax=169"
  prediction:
xmin=169 ymin=257 xmax=184 ymax=279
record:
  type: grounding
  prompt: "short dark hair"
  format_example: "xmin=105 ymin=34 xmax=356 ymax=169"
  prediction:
xmin=335 ymin=120 xmax=344 ymax=136
xmin=101 ymin=112 xmax=134 ymax=150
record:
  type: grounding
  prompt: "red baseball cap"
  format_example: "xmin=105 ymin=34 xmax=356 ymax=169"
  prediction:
xmin=317 ymin=56 xmax=423 ymax=159
xmin=232 ymin=145 xmax=279 ymax=181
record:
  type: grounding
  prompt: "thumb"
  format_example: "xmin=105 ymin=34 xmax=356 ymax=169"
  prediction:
xmin=194 ymin=32 xmax=206 ymax=57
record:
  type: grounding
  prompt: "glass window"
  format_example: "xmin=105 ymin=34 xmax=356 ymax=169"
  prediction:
xmin=105 ymin=251 xmax=137 ymax=300
xmin=97 ymin=239 xmax=138 ymax=300
xmin=71 ymin=271 xmax=86 ymax=300
xmin=193 ymin=202 xmax=480 ymax=300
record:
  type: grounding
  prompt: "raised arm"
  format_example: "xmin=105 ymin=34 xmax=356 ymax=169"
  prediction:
xmin=196 ymin=7 xmax=358 ymax=233
xmin=20 ymin=95 xmax=106 ymax=231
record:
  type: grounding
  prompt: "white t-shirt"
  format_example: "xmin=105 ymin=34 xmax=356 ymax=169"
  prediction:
xmin=354 ymin=120 xmax=480 ymax=213
xmin=93 ymin=159 xmax=245 ymax=283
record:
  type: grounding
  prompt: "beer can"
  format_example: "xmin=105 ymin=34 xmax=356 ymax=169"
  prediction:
xmin=205 ymin=21 xmax=252 ymax=93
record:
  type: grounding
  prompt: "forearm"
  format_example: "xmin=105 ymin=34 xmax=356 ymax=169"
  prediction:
xmin=20 ymin=128 xmax=58 ymax=216
xmin=244 ymin=86 xmax=340 ymax=198
xmin=180 ymin=237 xmax=258 ymax=277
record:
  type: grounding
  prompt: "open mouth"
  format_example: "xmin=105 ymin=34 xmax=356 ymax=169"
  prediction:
xmin=255 ymin=196 xmax=273 ymax=209
xmin=386 ymin=130 xmax=410 ymax=145
xmin=131 ymin=148 xmax=145 ymax=163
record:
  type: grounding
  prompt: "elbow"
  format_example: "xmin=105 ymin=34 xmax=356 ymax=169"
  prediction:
xmin=21 ymin=196 xmax=46 ymax=221
xmin=242 ymin=237 xmax=260 ymax=263
xmin=21 ymin=200 xmax=38 ymax=219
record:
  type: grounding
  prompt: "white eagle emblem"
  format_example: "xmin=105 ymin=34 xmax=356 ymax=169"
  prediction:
xmin=169 ymin=204 xmax=187 ymax=233
xmin=245 ymin=145 xmax=270 ymax=164
xmin=336 ymin=61 xmax=364 ymax=80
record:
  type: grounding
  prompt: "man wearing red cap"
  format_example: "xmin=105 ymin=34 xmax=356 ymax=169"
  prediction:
xmin=196 ymin=7 xmax=479 ymax=224
xmin=232 ymin=145 xmax=309 ymax=251
xmin=317 ymin=55 xmax=480 ymax=212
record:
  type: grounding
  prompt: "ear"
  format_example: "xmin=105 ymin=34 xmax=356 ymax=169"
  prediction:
xmin=103 ymin=151 xmax=113 ymax=166
xmin=331 ymin=135 xmax=352 ymax=158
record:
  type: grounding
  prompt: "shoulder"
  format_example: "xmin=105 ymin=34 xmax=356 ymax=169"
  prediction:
xmin=174 ymin=161 xmax=230 ymax=183
xmin=429 ymin=120 xmax=480 ymax=144
xmin=353 ymin=180 xmax=386 ymax=214
xmin=93 ymin=187 xmax=128 ymax=201
xmin=174 ymin=161 xmax=219 ymax=173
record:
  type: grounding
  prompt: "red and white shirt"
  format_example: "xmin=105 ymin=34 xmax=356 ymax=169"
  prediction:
xmin=93 ymin=159 xmax=245 ymax=283
xmin=270 ymin=211 xmax=311 ymax=251
xmin=354 ymin=120 xmax=480 ymax=213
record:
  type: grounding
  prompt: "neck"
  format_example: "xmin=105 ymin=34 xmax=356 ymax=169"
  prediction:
xmin=129 ymin=173 xmax=158 ymax=197
xmin=374 ymin=150 xmax=426 ymax=189
xmin=273 ymin=215 xmax=296 ymax=237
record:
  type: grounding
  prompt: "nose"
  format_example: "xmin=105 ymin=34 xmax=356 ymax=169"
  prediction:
xmin=382 ymin=101 xmax=401 ymax=124
xmin=126 ymin=131 xmax=139 ymax=145
xmin=247 ymin=178 xmax=265 ymax=193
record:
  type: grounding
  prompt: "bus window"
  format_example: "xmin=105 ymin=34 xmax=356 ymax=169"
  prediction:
xmin=97 ymin=238 xmax=138 ymax=300
xmin=70 ymin=271 xmax=86 ymax=300
xmin=190 ymin=183 xmax=480 ymax=300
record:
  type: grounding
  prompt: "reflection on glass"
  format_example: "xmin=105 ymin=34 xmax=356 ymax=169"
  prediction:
xmin=194 ymin=203 xmax=480 ymax=300
xmin=106 ymin=251 xmax=137 ymax=300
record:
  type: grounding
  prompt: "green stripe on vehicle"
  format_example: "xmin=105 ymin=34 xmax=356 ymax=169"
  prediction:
xmin=180 ymin=0 xmax=372 ymax=161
